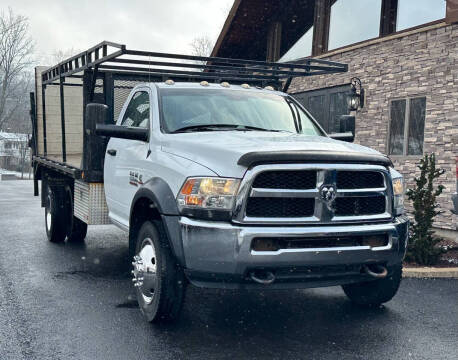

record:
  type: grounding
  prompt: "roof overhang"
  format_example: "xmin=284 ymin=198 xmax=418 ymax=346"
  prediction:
xmin=211 ymin=0 xmax=316 ymax=60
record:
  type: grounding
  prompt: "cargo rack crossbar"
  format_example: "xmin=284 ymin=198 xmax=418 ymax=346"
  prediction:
xmin=41 ymin=41 xmax=348 ymax=93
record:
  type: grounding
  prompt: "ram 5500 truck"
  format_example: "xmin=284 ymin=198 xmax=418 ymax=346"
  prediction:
xmin=31 ymin=42 xmax=408 ymax=322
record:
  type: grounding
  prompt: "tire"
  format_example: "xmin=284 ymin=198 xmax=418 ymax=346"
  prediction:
xmin=65 ymin=186 xmax=87 ymax=243
xmin=342 ymin=264 xmax=402 ymax=307
xmin=45 ymin=185 xmax=67 ymax=243
xmin=132 ymin=220 xmax=186 ymax=323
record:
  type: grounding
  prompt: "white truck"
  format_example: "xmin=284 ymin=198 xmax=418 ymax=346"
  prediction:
xmin=31 ymin=42 xmax=409 ymax=322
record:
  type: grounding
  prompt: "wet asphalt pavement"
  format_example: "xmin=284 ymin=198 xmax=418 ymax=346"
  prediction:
xmin=0 ymin=180 xmax=457 ymax=360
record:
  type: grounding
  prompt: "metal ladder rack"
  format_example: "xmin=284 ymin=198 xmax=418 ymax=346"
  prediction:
xmin=41 ymin=40 xmax=348 ymax=92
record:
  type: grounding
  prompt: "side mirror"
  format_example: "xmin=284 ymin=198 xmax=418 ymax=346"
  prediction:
xmin=329 ymin=115 xmax=355 ymax=143
xmin=83 ymin=103 xmax=109 ymax=173
xmin=95 ymin=124 xmax=149 ymax=142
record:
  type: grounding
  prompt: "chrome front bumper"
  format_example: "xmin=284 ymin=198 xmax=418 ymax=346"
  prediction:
xmin=179 ymin=216 xmax=409 ymax=289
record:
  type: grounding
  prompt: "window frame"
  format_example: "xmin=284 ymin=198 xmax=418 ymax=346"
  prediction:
xmin=387 ymin=95 xmax=427 ymax=158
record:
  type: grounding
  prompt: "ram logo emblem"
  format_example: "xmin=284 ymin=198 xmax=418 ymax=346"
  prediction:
xmin=320 ymin=184 xmax=336 ymax=205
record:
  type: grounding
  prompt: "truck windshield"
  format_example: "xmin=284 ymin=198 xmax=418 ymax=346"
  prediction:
xmin=159 ymin=88 xmax=323 ymax=135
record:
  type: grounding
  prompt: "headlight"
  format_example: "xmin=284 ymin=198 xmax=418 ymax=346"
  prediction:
xmin=177 ymin=177 xmax=240 ymax=220
xmin=390 ymin=168 xmax=404 ymax=216
xmin=392 ymin=178 xmax=403 ymax=196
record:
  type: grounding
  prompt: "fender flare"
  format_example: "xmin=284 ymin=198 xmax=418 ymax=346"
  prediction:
xmin=129 ymin=178 xmax=185 ymax=266
xmin=131 ymin=177 xmax=179 ymax=216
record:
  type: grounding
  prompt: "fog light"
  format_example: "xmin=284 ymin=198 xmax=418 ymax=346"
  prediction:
xmin=361 ymin=235 xmax=388 ymax=248
xmin=252 ymin=238 xmax=279 ymax=251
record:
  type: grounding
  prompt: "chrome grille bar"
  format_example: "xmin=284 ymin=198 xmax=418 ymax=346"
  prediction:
xmin=233 ymin=163 xmax=393 ymax=225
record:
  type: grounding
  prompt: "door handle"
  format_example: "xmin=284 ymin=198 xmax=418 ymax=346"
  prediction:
xmin=107 ymin=149 xmax=117 ymax=156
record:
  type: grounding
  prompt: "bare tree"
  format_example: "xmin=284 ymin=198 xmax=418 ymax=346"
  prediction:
xmin=51 ymin=47 xmax=81 ymax=64
xmin=189 ymin=35 xmax=214 ymax=57
xmin=1 ymin=72 xmax=32 ymax=133
xmin=0 ymin=8 xmax=34 ymax=132
xmin=18 ymin=133 xmax=30 ymax=179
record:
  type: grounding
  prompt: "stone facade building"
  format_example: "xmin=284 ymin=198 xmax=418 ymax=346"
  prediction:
xmin=213 ymin=0 xmax=457 ymax=231
xmin=289 ymin=23 xmax=458 ymax=230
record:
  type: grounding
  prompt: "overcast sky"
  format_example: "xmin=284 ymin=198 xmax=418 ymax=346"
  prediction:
xmin=1 ymin=0 xmax=233 ymax=65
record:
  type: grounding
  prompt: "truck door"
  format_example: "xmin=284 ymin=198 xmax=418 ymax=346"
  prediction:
xmin=104 ymin=90 xmax=151 ymax=228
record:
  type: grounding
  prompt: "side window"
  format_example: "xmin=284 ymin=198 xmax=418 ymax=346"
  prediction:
xmin=388 ymin=97 xmax=426 ymax=156
xmin=121 ymin=91 xmax=150 ymax=128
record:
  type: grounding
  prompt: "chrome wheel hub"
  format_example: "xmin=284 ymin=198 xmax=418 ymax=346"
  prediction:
xmin=46 ymin=195 xmax=52 ymax=231
xmin=132 ymin=238 xmax=157 ymax=304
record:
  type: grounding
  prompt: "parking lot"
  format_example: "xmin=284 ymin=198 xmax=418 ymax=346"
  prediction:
xmin=0 ymin=180 xmax=457 ymax=360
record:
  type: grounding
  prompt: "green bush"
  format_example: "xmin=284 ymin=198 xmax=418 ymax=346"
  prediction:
xmin=405 ymin=153 xmax=445 ymax=265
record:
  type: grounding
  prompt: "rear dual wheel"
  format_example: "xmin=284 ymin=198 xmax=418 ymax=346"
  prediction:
xmin=45 ymin=185 xmax=67 ymax=243
xmin=44 ymin=184 xmax=87 ymax=243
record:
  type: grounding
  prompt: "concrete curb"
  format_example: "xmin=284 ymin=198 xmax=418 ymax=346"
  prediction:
xmin=403 ymin=267 xmax=458 ymax=278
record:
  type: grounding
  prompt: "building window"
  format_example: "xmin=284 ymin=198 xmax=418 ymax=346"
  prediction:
xmin=278 ymin=26 xmax=313 ymax=62
xmin=396 ymin=0 xmax=446 ymax=32
xmin=388 ymin=97 xmax=426 ymax=156
xmin=328 ymin=0 xmax=382 ymax=50
xmin=293 ymin=84 xmax=351 ymax=133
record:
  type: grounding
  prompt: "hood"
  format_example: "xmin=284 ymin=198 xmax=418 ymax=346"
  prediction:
xmin=161 ymin=131 xmax=387 ymax=178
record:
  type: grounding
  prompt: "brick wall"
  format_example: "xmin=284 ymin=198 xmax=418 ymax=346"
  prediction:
xmin=289 ymin=23 xmax=458 ymax=230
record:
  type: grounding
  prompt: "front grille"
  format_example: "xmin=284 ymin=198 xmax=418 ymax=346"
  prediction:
xmin=252 ymin=170 xmax=316 ymax=189
xmin=337 ymin=171 xmax=384 ymax=189
xmin=241 ymin=165 xmax=390 ymax=222
xmin=246 ymin=198 xmax=315 ymax=218
xmin=335 ymin=196 xmax=386 ymax=216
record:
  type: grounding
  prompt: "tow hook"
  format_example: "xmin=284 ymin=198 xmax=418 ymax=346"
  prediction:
xmin=363 ymin=264 xmax=388 ymax=279
xmin=249 ymin=270 xmax=276 ymax=285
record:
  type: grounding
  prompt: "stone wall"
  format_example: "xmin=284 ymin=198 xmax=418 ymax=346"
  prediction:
xmin=289 ymin=23 xmax=458 ymax=230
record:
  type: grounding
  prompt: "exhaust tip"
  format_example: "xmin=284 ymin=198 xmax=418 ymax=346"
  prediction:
xmin=249 ymin=270 xmax=276 ymax=285
xmin=363 ymin=264 xmax=388 ymax=279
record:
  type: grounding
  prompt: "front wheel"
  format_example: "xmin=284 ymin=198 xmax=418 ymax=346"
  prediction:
xmin=132 ymin=220 xmax=186 ymax=322
xmin=342 ymin=264 xmax=402 ymax=307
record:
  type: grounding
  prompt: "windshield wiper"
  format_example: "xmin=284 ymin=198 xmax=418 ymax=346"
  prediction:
xmin=171 ymin=124 xmax=287 ymax=133
xmin=232 ymin=125 xmax=286 ymax=132
xmin=171 ymin=124 xmax=239 ymax=133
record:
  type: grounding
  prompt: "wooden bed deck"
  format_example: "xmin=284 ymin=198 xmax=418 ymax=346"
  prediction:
xmin=45 ymin=154 xmax=82 ymax=169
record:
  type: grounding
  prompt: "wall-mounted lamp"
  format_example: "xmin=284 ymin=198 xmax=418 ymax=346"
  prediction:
xmin=348 ymin=77 xmax=365 ymax=111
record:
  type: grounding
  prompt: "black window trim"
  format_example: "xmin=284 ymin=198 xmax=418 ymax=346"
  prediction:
xmin=387 ymin=95 xmax=427 ymax=157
